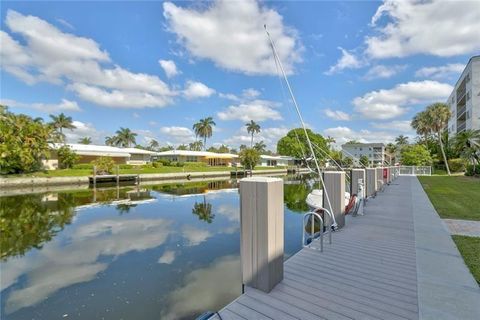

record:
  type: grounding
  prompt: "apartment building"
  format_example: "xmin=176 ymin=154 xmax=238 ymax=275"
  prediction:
xmin=341 ymin=142 xmax=386 ymax=166
xmin=447 ymin=56 xmax=480 ymax=135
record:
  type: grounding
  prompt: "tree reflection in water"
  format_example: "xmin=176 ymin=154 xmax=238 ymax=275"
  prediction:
xmin=283 ymin=175 xmax=315 ymax=213
xmin=0 ymin=193 xmax=76 ymax=260
xmin=192 ymin=195 xmax=214 ymax=223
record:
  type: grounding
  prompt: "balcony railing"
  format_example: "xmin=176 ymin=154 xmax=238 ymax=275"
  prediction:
xmin=457 ymin=105 xmax=466 ymax=118
xmin=457 ymin=122 xmax=466 ymax=132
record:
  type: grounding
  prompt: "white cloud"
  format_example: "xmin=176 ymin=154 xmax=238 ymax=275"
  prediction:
xmin=0 ymin=10 xmax=176 ymax=108
xmin=160 ymin=126 xmax=195 ymax=143
xmin=415 ymin=63 xmax=465 ymax=80
xmin=217 ymin=99 xmax=282 ymax=122
xmin=181 ymin=225 xmax=211 ymax=246
xmin=1 ymin=98 xmax=81 ymax=112
xmin=163 ymin=0 xmax=302 ymax=75
xmin=324 ymin=126 xmax=397 ymax=146
xmin=366 ymin=0 xmax=480 ymax=58
xmin=223 ymin=126 xmax=288 ymax=150
xmin=325 ymin=47 xmax=363 ymax=75
xmin=65 ymin=120 xmax=104 ymax=144
xmin=242 ymin=88 xmax=261 ymax=99
xmin=159 ymin=59 xmax=180 ymax=78
xmin=353 ymin=80 xmax=452 ymax=120
xmin=219 ymin=88 xmax=262 ymax=102
xmin=363 ymin=64 xmax=405 ymax=80
xmin=183 ymin=81 xmax=215 ymax=99
xmin=158 ymin=250 xmax=176 ymax=264
xmin=56 ymin=18 xmax=74 ymax=30
xmin=371 ymin=120 xmax=413 ymax=133
xmin=324 ymin=109 xmax=351 ymax=121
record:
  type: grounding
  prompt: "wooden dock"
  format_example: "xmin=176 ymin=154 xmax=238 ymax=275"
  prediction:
xmin=88 ymin=174 xmax=138 ymax=186
xmin=211 ymin=176 xmax=480 ymax=320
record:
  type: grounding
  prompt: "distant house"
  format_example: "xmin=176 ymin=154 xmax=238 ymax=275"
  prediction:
xmin=258 ymin=155 xmax=296 ymax=167
xmin=45 ymin=144 xmax=156 ymax=169
xmin=341 ymin=142 xmax=386 ymax=166
xmin=155 ymin=150 xmax=239 ymax=167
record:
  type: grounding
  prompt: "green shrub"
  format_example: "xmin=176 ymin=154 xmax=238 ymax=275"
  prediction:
xmin=91 ymin=157 xmax=115 ymax=175
xmin=239 ymin=148 xmax=260 ymax=170
xmin=465 ymin=164 xmax=480 ymax=176
xmin=72 ymin=163 xmax=93 ymax=170
xmin=448 ymin=158 xmax=466 ymax=173
xmin=57 ymin=145 xmax=79 ymax=169
xmin=171 ymin=161 xmax=185 ymax=167
xmin=184 ymin=161 xmax=206 ymax=167
xmin=118 ymin=164 xmax=133 ymax=169
xmin=141 ymin=163 xmax=154 ymax=169
xmin=152 ymin=161 xmax=163 ymax=168
xmin=156 ymin=158 xmax=172 ymax=166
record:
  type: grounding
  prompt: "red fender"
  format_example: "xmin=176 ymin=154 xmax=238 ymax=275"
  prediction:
xmin=345 ymin=194 xmax=357 ymax=215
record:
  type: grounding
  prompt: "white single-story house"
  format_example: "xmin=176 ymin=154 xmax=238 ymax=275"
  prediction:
xmin=258 ymin=155 xmax=296 ymax=167
xmin=155 ymin=150 xmax=239 ymax=167
xmin=44 ymin=144 xmax=156 ymax=169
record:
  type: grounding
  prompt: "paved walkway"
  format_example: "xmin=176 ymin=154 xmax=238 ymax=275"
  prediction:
xmin=443 ymin=219 xmax=480 ymax=237
xmin=212 ymin=176 xmax=480 ymax=320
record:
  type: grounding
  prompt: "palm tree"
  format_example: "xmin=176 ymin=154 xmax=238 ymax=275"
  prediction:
xmin=148 ymin=139 xmax=159 ymax=151
xmin=196 ymin=117 xmax=216 ymax=150
xmin=325 ymin=136 xmax=336 ymax=146
xmin=192 ymin=196 xmax=214 ymax=223
xmin=253 ymin=140 xmax=267 ymax=153
xmin=49 ymin=113 xmax=76 ymax=142
xmin=426 ymin=102 xmax=452 ymax=175
xmin=395 ymin=135 xmax=409 ymax=146
xmin=246 ymin=120 xmax=261 ymax=147
xmin=386 ymin=143 xmax=397 ymax=164
xmin=105 ymin=136 xmax=118 ymax=146
xmin=189 ymin=140 xmax=203 ymax=151
xmin=78 ymin=137 xmax=92 ymax=145
xmin=115 ymin=127 xmax=137 ymax=147
xmin=452 ymin=129 xmax=480 ymax=165
xmin=192 ymin=122 xmax=201 ymax=142
xmin=411 ymin=111 xmax=431 ymax=145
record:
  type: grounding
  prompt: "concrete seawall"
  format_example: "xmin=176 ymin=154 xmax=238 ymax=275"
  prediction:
xmin=0 ymin=169 xmax=290 ymax=189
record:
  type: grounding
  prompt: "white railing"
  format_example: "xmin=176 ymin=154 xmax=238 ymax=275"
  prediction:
xmin=397 ymin=166 xmax=432 ymax=176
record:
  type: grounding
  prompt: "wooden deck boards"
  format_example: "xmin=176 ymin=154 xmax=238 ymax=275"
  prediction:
xmin=216 ymin=176 xmax=420 ymax=320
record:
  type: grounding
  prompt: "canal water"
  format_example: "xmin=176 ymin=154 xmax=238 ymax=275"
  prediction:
xmin=0 ymin=174 xmax=314 ymax=320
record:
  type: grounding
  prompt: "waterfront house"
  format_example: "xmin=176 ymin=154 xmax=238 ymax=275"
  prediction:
xmin=154 ymin=150 xmax=239 ymax=167
xmin=258 ymin=155 xmax=296 ymax=167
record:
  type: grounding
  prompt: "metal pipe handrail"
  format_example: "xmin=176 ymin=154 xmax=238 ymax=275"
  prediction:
xmin=303 ymin=211 xmax=324 ymax=251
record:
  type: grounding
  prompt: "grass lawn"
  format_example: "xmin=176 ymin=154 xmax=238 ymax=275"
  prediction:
xmin=452 ymin=235 xmax=480 ymax=285
xmin=2 ymin=166 xmax=287 ymax=178
xmin=418 ymin=175 xmax=480 ymax=221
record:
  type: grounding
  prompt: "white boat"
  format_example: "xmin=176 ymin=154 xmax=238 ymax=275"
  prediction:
xmin=306 ymin=189 xmax=351 ymax=211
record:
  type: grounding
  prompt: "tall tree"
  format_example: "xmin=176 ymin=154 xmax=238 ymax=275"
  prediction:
xmin=189 ymin=140 xmax=203 ymax=151
xmin=196 ymin=117 xmax=216 ymax=150
xmin=253 ymin=140 xmax=267 ymax=153
xmin=426 ymin=102 xmax=452 ymax=175
xmin=148 ymin=139 xmax=159 ymax=151
xmin=78 ymin=137 xmax=92 ymax=145
xmin=452 ymin=129 xmax=480 ymax=165
xmin=411 ymin=111 xmax=431 ymax=145
xmin=115 ymin=127 xmax=137 ymax=147
xmin=245 ymin=120 xmax=261 ymax=147
xmin=49 ymin=113 xmax=76 ymax=142
xmin=395 ymin=135 xmax=409 ymax=146
xmin=105 ymin=136 xmax=118 ymax=146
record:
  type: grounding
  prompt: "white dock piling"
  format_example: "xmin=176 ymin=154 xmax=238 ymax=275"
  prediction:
xmin=323 ymin=171 xmax=346 ymax=228
xmin=365 ymin=168 xmax=377 ymax=197
xmin=351 ymin=169 xmax=365 ymax=197
xmin=239 ymin=177 xmax=284 ymax=293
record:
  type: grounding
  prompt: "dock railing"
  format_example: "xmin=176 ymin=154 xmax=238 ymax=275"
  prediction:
xmin=397 ymin=166 xmax=432 ymax=176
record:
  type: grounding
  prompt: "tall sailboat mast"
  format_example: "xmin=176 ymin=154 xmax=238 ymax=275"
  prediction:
xmin=265 ymin=25 xmax=337 ymax=228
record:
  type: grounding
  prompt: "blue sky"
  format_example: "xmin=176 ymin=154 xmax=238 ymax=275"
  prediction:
xmin=1 ymin=0 xmax=479 ymax=150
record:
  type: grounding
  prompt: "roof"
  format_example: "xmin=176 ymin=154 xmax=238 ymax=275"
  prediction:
xmin=52 ymin=144 xmax=154 ymax=157
xmin=155 ymin=150 xmax=238 ymax=158
xmin=260 ymin=155 xmax=295 ymax=161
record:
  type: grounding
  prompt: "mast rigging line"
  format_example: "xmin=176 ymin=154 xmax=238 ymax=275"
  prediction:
xmin=265 ymin=25 xmax=337 ymax=229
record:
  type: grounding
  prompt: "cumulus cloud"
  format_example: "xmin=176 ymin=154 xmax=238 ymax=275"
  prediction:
xmin=163 ymin=0 xmax=302 ymax=75
xmin=363 ymin=64 xmax=406 ymax=80
xmin=223 ymin=126 xmax=288 ymax=150
xmin=217 ymin=99 xmax=282 ymax=122
xmin=0 ymin=10 xmax=176 ymax=108
xmin=160 ymin=126 xmax=195 ymax=143
xmin=324 ymin=126 xmax=397 ymax=146
xmin=65 ymin=120 xmax=104 ymax=144
xmin=365 ymin=0 xmax=480 ymax=58
xmin=325 ymin=47 xmax=363 ymax=75
xmin=371 ymin=120 xmax=413 ymax=133
xmin=183 ymin=81 xmax=215 ymax=99
xmin=159 ymin=59 xmax=180 ymax=78
xmin=324 ymin=109 xmax=351 ymax=121
xmin=219 ymin=88 xmax=262 ymax=102
xmin=353 ymin=80 xmax=452 ymax=120
xmin=415 ymin=63 xmax=465 ymax=80
xmin=1 ymin=98 xmax=81 ymax=112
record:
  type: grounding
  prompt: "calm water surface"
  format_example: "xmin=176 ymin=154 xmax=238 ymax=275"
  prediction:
xmin=0 ymin=175 xmax=314 ymax=320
